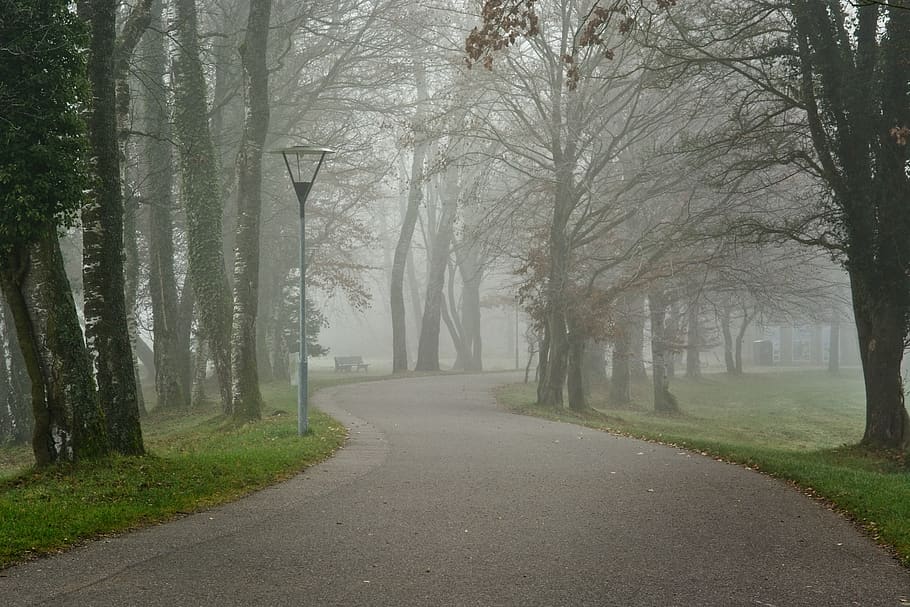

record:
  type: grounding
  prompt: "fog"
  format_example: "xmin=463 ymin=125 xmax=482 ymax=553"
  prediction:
xmin=2 ymin=0 xmax=908 ymax=453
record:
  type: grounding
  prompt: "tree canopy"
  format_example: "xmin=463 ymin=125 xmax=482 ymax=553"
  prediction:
xmin=0 ymin=0 xmax=90 ymax=254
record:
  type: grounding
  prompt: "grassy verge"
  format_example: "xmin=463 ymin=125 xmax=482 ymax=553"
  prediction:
xmin=0 ymin=373 xmax=379 ymax=568
xmin=497 ymin=370 xmax=910 ymax=565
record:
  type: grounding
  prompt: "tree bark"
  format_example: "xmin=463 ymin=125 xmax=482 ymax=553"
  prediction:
xmin=391 ymin=69 xmax=429 ymax=372
xmin=0 ymin=314 xmax=11 ymax=443
xmin=176 ymin=279 xmax=195 ymax=404
xmin=458 ymin=247 xmax=484 ymax=372
xmin=734 ymin=307 xmax=753 ymax=374
xmin=566 ymin=318 xmax=586 ymax=411
xmin=609 ymin=326 xmax=632 ymax=406
xmin=0 ymin=296 xmax=31 ymax=444
xmin=790 ymin=1 xmax=910 ymax=448
xmin=192 ymin=335 xmax=209 ymax=408
xmin=628 ymin=293 xmax=647 ymax=380
xmin=142 ymin=0 xmax=187 ymax=410
xmin=115 ymin=0 xmax=152 ymax=417
xmin=650 ymin=289 xmax=679 ymax=414
xmin=174 ymin=0 xmax=233 ymax=413
xmin=81 ymin=0 xmax=144 ymax=455
xmin=720 ymin=306 xmax=736 ymax=374
xmin=852 ymin=273 xmax=910 ymax=449
xmin=230 ymin=0 xmax=272 ymax=421
xmin=415 ymin=175 xmax=457 ymax=371
xmin=537 ymin=175 xmax=573 ymax=408
xmin=0 ymin=235 xmax=110 ymax=465
xmin=685 ymin=295 xmax=701 ymax=378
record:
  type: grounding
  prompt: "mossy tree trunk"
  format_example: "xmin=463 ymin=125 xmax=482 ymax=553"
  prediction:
xmin=230 ymin=0 xmax=272 ymax=421
xmin=0 ymin=234 xmax=110 ymax=465
xmin=81 ymin=0 xmax=144 ymax=455
xmin=174 ymin=0 xmax=233 ymax=414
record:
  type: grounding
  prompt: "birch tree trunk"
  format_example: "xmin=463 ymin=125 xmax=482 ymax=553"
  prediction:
xmin=231 ymin=0 xmax=272 ymax=421
xmin=0 ymin=296 xmax=31 ymax=444
xmin=81 ymin=0 xmax=144 ymax=454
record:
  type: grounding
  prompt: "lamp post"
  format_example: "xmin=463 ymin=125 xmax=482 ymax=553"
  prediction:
xmin=514 ymin=295 xmax=520 ymax=370
xmin=273 ymin=145 xmax=334 ymax=435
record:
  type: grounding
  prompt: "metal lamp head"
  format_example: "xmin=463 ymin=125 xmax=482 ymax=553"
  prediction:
xmin=272 ymin=145 xmax=335 ymax=206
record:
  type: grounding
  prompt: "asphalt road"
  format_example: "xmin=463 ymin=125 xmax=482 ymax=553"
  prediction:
xmin=2 ymin=373 xmax=908 ymax=606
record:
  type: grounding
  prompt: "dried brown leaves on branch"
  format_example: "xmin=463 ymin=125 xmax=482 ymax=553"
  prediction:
xmin=466 ymin=0 xmax=677 ymax=86
xmin=465 ymin=0 xmax=541 ymax=70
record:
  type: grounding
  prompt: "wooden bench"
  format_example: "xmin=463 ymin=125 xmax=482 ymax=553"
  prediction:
xmin=334 ymin=356 xmax=370 ymax=373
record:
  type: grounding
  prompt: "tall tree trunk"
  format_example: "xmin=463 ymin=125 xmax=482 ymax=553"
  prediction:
xmin=406 ymin=250 xmax=424 ymax=354
xmin=391 ymin=71 xmax=428 ymax=372
xmin=81 ymin=0 xmax=143 ymax=455
xmin=852 ymin=274 xmax=910 ymax=449
xmin=685 ymin=296 xmax=701 ymax=378
xmin=2 ymin=300 xmax=31 ymax=444
xmin=790 ymin=2 xmax=910 ymax=449
xmin=609 ymin=326 xmax=632 ymax=406
xmin=115 ymin=0 xmax=152 ymax=417
xmin=720 ymin=306 xmax=736 ymax=374
xmin=629 ymin=293 xmax=647 ymax=379
xmin=650 ymin=289 xmax=679 ymax=414
xmin=174 ymin=0 xmax=233 ymax=413
xmin=1 ymin=296 xmax=32 ymax=444
xmin=734 ymin=307 xmax=753 ymax=374
xmin=0 ymin=236 xmax=110 ymax=465
xmin=122 ymin=189 xmax=146 ymax=415
xmin=0 ymin=316 xmax=11 ymax=443
xmin=445 ymin=261 xmax=469 ymax=370
xmin=192 ymin=335 xmax=209 ymax=407
xmin=537 ymin=177 xmax=573 ymax=408
xmin=666 ymin=302 xmax=681 ymax=379
xmin=566 ymin=318 xmax=586 ymax=411
xmin=458 ymin=248 xmax=483 ymax=372
xmin=176 ymin=280 xmax=195 ymax=405
xmin=143 ymin=0 xmax=187 ymax=410
xmin=212 ymin=18 xmax=240 ymax=282
xmin=230 ymin=0 xmax=271 ymax=421
xmin=415 ymin=182 xmax=457 ymax=371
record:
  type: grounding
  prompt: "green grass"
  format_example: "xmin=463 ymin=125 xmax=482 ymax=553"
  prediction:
xmin=0 ymin=373 xmax=380 ymax=568
xmin=497 ymin=370 xmax=910 ymax=565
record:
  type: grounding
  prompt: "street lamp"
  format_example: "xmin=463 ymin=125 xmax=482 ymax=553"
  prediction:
xmin=273 ymin=145 xmax=334 ymax=435
xmin=514 ymin=295 xmax=520 ymax=370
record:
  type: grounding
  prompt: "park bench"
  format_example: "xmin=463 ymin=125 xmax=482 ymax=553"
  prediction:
xmin=334 ymin=355 xmax=370 ymax=373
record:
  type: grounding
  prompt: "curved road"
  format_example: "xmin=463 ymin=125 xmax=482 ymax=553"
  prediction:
xmin=2 ymin=373 xmax=908 ymax=606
